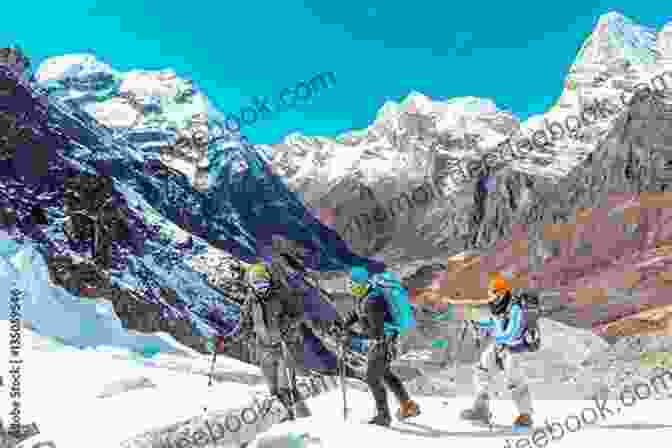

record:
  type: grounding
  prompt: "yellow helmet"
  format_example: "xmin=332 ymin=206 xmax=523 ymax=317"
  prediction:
xmin=247 ymin=263 xmax=272 ymax=294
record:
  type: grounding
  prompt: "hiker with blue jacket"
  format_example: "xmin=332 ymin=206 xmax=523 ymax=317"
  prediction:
xmin=339 ymin=266 xmax=421 ymax=426
xmin=459 ymin=273 xmax=539 ymax=432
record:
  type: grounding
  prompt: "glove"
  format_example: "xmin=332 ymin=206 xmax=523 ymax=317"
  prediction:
xmin=331 ymin=319 xmax=346 ymax=333
xmin=343 ymin=311 xmax=359 ymax=328
xmin=216 ymin=336 xmax=227 ymax=352
xmin=206 ymin=336 xmax=227 ymax=353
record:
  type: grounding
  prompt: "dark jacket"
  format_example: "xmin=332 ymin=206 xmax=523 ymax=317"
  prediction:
xmin=349 ymin=287 xmax=392 ymax=340
xmin=247 ymin=263 xmax=305 ymax=349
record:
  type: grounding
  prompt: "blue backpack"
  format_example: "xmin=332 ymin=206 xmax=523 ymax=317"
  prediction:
xmin=369 ymin=271 xmax=416 ymax=336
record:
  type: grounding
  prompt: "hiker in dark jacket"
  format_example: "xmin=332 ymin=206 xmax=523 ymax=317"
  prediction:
xmin=340 ymin=266 xmax=420 ymax=426
xmin=245 ymin=247 xmax=312 ymax=421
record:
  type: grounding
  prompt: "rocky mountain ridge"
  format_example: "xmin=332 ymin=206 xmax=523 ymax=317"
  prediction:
xmin=271 ymin=12 xmax=672 ymax=334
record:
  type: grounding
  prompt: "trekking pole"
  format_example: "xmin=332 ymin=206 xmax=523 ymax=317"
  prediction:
xmin=202 ymin=338 xmax=219 ymax=414
xmin=450 ymin=320 xmax=468 ymax=381
xmin=280 ymin=340 xmax=297 ymax=421
xmin=339 ymin=334 xmax=348 ymax=421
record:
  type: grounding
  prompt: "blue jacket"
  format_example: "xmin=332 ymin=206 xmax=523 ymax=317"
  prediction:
xmin=477 ymin=303 xmax=524 ymax=347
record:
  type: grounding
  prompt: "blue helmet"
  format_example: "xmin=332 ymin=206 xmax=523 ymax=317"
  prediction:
xmin=350 ymin=266 xmax=370 ymax=299
xmin=350 ymin=266 xmax=370 ymax=284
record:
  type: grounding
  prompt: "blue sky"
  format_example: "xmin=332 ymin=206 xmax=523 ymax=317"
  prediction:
xmin=2 ymin=1 xmax=669 ymax=144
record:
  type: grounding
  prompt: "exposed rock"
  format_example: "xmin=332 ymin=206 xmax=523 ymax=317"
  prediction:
xmin=599 ymin=304 xmax=672 ymax=338
xmin=63 ymin=174 xmax=130 ymax=267
xmin=45 ymin=254 xmax=209 ymax=354
xmin=0 ymin=206 xmax=17 ymax=229
xmin=0 ymin=46 xmax=30 ymax=78
xmin=34 ymin=56 xmax=212 ymax=191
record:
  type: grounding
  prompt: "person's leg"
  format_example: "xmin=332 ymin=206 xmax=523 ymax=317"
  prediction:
xmin=383 ymin=368 xmax=421 ymax=419
xmin=501 ymin=349 xmax=533 ymax=427
xmin=259 ymin=348 xmax=282 ymax=397
xmin=382 ymin=370 xmax=409 ymax=403
xmin=285 ymin=360 xmax=312 ymax=418
xmin=257 ymin=347 xmax=292 ymax=420
xmin=460 ymin=341 xmax=498 ymax=423
xmin=366 ymin=341 xmax=392 ymax=426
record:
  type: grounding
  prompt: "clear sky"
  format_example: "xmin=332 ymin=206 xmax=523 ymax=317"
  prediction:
xmin=2 ymin=1 xmax=669 ymax=144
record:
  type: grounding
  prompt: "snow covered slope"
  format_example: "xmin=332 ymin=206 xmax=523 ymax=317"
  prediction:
xmin=4 ymin=325 xmax=670 ymax=448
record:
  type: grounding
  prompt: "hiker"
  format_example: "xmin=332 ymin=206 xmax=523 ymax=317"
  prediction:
xmin=339 ymin=266 xmax=420 ymax=426
xmin=459 ymin=273 xmax=539 ymax=432
xmin=244 ymin=248 xmax=312 ymax=421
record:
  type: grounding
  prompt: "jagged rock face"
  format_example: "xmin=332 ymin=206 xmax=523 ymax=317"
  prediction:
xmin=63 ymin=174 xmax=131 ymax=267
xmin=45 ymin=254 xmax=209 ymax=353
xmin=0 ymin=46 xmax=31 ymax=77
xmin=0 ymin=206 xmax=17 ymax=229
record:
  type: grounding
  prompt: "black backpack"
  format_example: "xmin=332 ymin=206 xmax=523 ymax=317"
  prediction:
xmin=509 ymin=291 xmax=541 ymax=352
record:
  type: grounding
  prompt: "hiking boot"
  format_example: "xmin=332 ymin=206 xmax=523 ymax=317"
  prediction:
xmin=512 ymin=414 xmax=533 ymax=431
xmin=396 ymin=399 xmax=421 ymax=420
xmin=368 ymin=411 xmax=392 ymax=427
xmin=459 ymin=393 xmax=492 ymax=425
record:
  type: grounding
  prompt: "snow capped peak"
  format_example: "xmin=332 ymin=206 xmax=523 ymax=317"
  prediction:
xmin=596 ymin=11 xmax=633 ymax=27
xmin=573 ymin=10 xmax=658 ymax=68
xmin=401 ymin=91 xmax=433 ymax=113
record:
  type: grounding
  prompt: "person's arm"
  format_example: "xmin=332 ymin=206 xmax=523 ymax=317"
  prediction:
xmin=495 ymin=304 xmax=523 ymax=344
xmin=465 ymin=304 xmax=494 ymax=327
xmin=477 ymin=318 xmax=495 ymax=328
xmin=364 ymin=296 xmax=387 ymax=340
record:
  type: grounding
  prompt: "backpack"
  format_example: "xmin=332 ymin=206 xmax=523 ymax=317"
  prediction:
xmin=509 ymin=291 xmax=541 ymax=352
xmin=368 ymin=271 xmax=416 ymax=336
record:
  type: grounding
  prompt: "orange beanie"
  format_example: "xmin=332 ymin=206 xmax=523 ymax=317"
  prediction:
xmin=488 ymin=273 xmax=511 ymax=295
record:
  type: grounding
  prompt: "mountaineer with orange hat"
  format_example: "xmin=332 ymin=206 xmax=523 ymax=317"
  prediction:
xmin=458 ymin=272 xmax=540 ymax=433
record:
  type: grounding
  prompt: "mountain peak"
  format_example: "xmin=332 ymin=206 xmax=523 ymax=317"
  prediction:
xmin=572 ymin=11 xmax=658 ymax=68
xmin=596 ymin=11 xmax=632 ymax=28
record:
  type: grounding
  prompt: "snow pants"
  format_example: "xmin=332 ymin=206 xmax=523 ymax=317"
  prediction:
xmin=258 ymin=342 xmax=311 ymax=418
xmin=473 ymin=341 xmax=533 ymax=415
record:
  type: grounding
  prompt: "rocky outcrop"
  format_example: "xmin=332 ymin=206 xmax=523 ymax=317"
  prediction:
xmin=46 ymin=254 xmax=208 ymax=353
xmin=0 ymin=46 xmax=30 ymax=77
xmin=63 ymin=174 xmax=131 ymax=267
